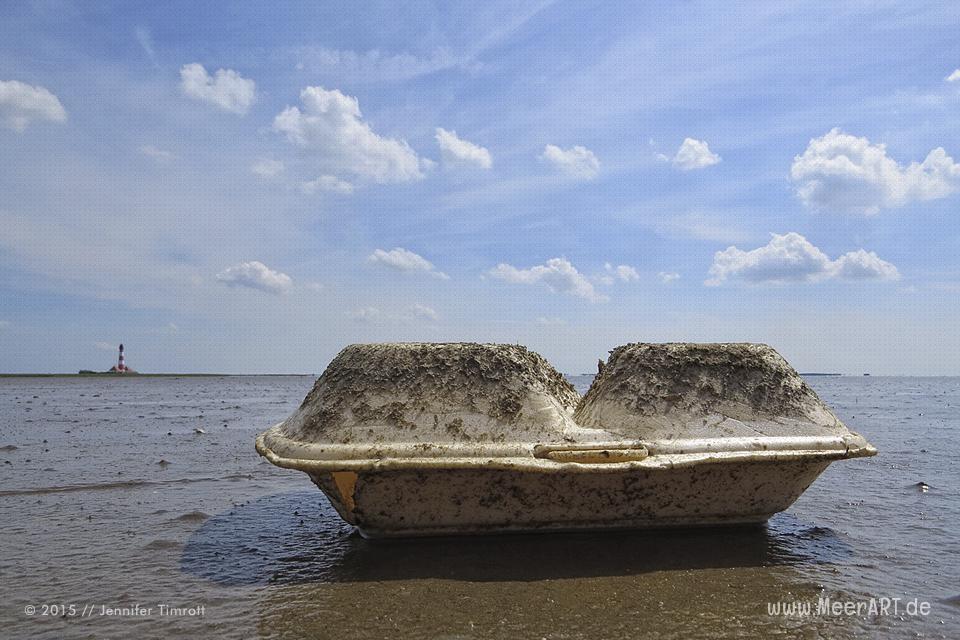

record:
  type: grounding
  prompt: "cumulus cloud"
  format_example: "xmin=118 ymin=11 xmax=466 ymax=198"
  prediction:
xmin=706 ymin=232 xmax=900 ymax=285
xmin=251 ymin=158 xmax=284 ymax=178
xmin=300 ymin=175 xmax=354 ymax=194
xmin=179 ymin=63 xmax=255 ymax=114
xmin=435 ymin=128 xmax=492 ymax=169
xmin=216 ymin=261 xmax=292 ymax=293
xmin=604 ymin=263 xmax=639 ymax=282
xmin=664 ymin=138 xmax=721 ymax=170
xmin=946 ymin=69 xmax=960 ymax=82
xmin=368 ymin=248 xmax=449 ymax=279
xmin=658 ymin=271 xmax=681 ymax=283
xmin=0 ymin=80 xmax=67 ymax=131
xmin=489 ymin=258 xmax=607 ymax=302
xmin=139 ymin=145 xmax=174 ymax=162
xmin=790 ymin=129 xmax=960 ymax=214
xmin=540 ymin=144 xmax=600 ymax=179
xmin=831 ymin=249 xmax=902 ymax=281
xmin=273 ymin=86 xmax=425 ymax=183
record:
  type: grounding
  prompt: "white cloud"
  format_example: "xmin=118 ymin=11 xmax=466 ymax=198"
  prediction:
xmin=831 ymin=249 xmax=902 ymax=281
xmin=301 ymin=175 xmax=354 ymax=194
xmin=216 ymin=261 xmax=292 ymax=294
xmin=946 ymin=69 xmax=960 ymax=82
xmin=604 ymin=262 xmax=639 ymax=282
xmin=790 ymin=128 xmax=960 ymax=214
xmin=139 ymin=145 xmax=174 ymax=162
xmin=489 ymin=258 xmax=607 ymax=302
xmin=411 ymin=303 xmax=439 ymax=321
xmin=368 ymin=248 xmax=449 ymax=279
xmin=435 ymin=128 xmax=492 ymax=169
xmin=179 ymin=63 xmax=256 ymax=114
xmin=273 ymin=86 xmax=425 ymax=183
xmin=658 ymin=271 xmax=680 ymax=283
xmin=706 ymin=232 xmax=900 ymax=285
xmin=94 ymin=341 xmax=116 ymax=352
xmin=540 ymin=144 xmax=600 ymax=179
xmin=251 ymin=158 xmax=284 ymax=178
xmin=0 ymin=80 xmax=67 ymax=131
xmin=665 ymin=138 xmax=721 ymax=170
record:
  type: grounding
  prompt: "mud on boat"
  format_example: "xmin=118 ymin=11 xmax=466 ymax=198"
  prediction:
xmin=256 ymin=342 xmax=875 ymax=538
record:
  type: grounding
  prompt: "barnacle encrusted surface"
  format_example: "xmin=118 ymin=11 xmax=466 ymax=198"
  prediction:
xmin=279 ymin=343 xmax=583 ymax=445
xmin=574 ymin=343 xmax=846 ymax=439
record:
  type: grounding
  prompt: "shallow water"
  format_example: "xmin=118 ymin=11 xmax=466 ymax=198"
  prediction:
xmin=0 ymin=375 xmax=957 ymax=639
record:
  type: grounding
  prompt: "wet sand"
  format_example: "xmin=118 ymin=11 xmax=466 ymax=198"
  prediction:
xmin=0 ymin=375 xmax=957 ymax=638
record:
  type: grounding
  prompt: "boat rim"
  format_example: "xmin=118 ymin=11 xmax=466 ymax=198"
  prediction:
xmin=256 ymin=424 xmax=876 ymax=474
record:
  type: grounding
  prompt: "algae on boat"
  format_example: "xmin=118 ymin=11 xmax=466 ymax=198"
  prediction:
xmin=259 ymin=343 xmax=619 ymax=464
xmin=576 ymin=343 xmax=853 ymax=440
xmin=256 ymin=342 xmax=875 ymax=537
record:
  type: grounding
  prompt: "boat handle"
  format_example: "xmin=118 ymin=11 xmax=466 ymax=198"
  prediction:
xmin=532 ymin=443 xmax=649 ymax=463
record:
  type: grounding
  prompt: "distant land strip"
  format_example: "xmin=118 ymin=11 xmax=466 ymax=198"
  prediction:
xmin=0 ymin=373 xmax=315 ymax=378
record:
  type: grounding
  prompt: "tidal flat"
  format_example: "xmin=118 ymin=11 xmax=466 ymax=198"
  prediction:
xmin=0 ymin=375 xmax=957 ymax=638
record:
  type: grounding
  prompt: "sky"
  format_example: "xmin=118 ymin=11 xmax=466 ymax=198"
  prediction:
xmin=1 ymin=1 xmax=960 ymax=375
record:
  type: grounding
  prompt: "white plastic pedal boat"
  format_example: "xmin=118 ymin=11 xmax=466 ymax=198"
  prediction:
xmin=256 ymin=342 xmax=875 ymax=538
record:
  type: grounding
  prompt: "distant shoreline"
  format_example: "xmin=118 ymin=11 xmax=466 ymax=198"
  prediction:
xmin=0 ymin=372 xmax=954 ymax=378
xmin=0 ymin=373 xmax=315 ymax=378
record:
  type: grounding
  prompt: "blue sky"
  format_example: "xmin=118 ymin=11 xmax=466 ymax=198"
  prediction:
xmin=2 ymin=1 xmax=960 ymax=374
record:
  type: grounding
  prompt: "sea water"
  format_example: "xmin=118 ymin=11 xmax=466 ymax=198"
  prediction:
xmin=0 ymin=375 xmax=957 ymax=638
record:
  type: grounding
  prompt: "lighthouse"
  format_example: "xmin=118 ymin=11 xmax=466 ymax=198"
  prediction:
xmin=117 ymin=343 xmax=126 ymax=372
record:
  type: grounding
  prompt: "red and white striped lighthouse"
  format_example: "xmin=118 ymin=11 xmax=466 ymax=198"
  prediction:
xmin=117 ymin=343 xmax=126 ymax=372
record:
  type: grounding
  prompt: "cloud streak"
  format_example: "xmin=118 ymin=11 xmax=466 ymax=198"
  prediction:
xmin=139 ymin=145 xmax=174 ymax=162
xmin=301 ymin=175 xmax=354 ymax=194
xmin=251 ymin=158 xmax=284 ymax=178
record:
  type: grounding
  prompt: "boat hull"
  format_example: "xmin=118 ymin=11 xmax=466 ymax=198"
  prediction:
xmin=307 ymin=458 xmax=833 ymax=538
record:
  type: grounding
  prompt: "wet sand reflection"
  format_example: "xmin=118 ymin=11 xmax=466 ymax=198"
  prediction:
xmin=181 ymin=491 xmax=876 ymax=638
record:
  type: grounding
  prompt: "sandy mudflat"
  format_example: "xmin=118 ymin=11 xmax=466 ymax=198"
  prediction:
xmin=0 ymin=375 xmax=957 ymax=638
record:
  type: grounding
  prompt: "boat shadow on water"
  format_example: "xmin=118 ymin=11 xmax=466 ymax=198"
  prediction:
xmin=179 ymin=490 xmax=853 ymax=586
